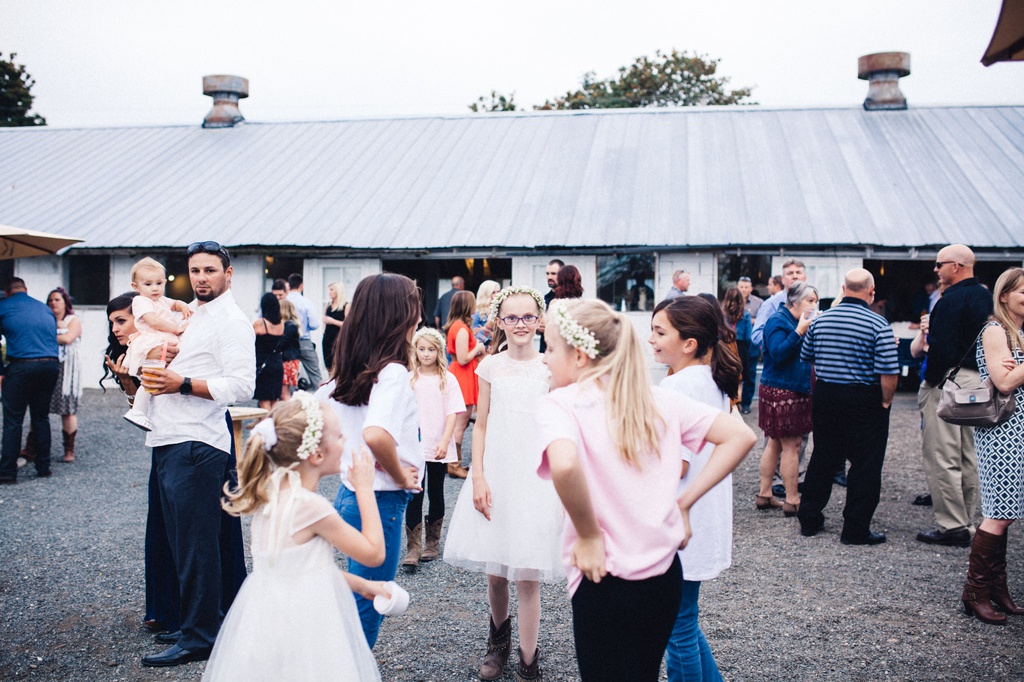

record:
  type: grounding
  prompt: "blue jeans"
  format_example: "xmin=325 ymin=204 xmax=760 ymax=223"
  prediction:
xmin=665 ymin=580 xmax=722 ymax=682
xmin=335 ymin=486 xmax=412 ymax=648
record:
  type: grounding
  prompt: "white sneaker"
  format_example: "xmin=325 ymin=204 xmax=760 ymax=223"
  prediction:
xmin=123 ymin=409 xmax=153 ymax=432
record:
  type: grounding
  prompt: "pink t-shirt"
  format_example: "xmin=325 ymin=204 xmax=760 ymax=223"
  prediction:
xmin=411 ymin=371 xmax=467 ymax=464
xmin=536 ymin=383 xmax=718 ymax=596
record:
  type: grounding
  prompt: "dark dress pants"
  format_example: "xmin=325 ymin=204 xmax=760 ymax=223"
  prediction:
xmin=0 ymin=360 xmax=59 ymax=479
xmin=798 ymin=381 xmax=891 ymax=539
xmin=146 ymin=412 xmax=245 ymax=638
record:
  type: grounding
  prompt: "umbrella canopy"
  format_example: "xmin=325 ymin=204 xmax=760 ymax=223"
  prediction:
xmin=0 ymin=224 xmax=84 ymax=259
xmin=983 ymin=0 xmax=1024 ymax=65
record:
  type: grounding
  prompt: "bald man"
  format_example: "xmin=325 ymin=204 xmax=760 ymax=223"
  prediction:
xmin=912 ymin=245 xmax=993 ymax=547
xmin=433 ymin=276 xmax=465 ymax=329
xmin=797 ymin=269 xmax=900 ymax=544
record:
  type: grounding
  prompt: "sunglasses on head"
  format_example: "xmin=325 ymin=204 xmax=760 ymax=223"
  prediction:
xmin=187 ymin=241 xmax=230 ymax=258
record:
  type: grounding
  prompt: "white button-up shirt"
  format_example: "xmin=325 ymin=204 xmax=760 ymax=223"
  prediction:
xmin=146 ymin=288 xmax=256 ymax=453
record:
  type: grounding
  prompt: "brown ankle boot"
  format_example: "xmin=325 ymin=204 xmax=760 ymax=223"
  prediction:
xmin=962 ymin=529 xmax=1007 ymax=625
xmin=62 ymin=430 xmax=76 ymax=463
xmin=478 ymin=617 xmax=511 ymax=681
xmin=515 ymin=646 xmax=542 ymax=681
xmin=420 ymin=517 xmax=443 ymax=561
xmin=990 ymin=529 xmax=1024 ymax=615
xmin=448 ymin=444 xmax=469 ymax=479
xmin=401 ymin=523 xmax=422 ymax=569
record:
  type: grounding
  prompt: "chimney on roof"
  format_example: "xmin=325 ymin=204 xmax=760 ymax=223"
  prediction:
xmin=202 ymin=75 xmax=249 ymax=128
xmin=858 ymin=52 xmax=910 ymax=111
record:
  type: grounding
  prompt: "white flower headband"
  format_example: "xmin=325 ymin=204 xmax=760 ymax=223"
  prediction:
xmin=489 ymin=286 xmax=546 ymax=321
xmin=548 ymin=299 xmax=600 ymax=359
xmin=413 ymin=327 xmax=446 ymax=348
xmin=250 ymin=391 xmax=324 ymax=460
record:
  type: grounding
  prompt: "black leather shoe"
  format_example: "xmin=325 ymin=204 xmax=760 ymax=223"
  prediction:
xmin=141 ymin=643 xmax=211 ymax=667
xmin=36 ymin=470 xmax=52 ymax=478
xmin=154 ymin=630 xmax=182 ymax=645
xmin=916 ymin=528 xmax=970 ymax=547
xmin=841 ymin=531 xmax=886 ymax=545
xmin=912 ymin=493 xmax=933 ymax=506
xmin=833 ymin=471 xmax=847 ymax=487
xmin=800 ymin=521 xmax=823 ymax=537
xmin=0 ymin=477 xmax=16 ymax=485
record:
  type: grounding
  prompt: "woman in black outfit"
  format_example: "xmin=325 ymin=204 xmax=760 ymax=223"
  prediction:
xmin=322 ymin=281 xmax=348 ymax=371
xmin=253 ymin=293 xmax=285 ymax=409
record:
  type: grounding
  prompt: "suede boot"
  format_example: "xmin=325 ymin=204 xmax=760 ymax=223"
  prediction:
xmin=515 ymin=646 xmax=542 ymax=681
xmin=62 ymin=430 xmax=76 ymax=463
xmin=990 ymin=529 xmax=1024 ymax=615
xmin=479 ymin=617 xmax=511 ymax=681
xmin=420 ymin=517 xmax=443 ymax=562
xmin=962 ymin=528 xmax=1007 ymax=625
xmin=401 ymin=523 xmax=422 ymax=569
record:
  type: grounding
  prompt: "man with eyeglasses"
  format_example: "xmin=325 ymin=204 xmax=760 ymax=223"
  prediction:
xmin=913 ymin=244 xmax=992 ymax=548
xmin=139 ymin=241 xmax=256 ymax=667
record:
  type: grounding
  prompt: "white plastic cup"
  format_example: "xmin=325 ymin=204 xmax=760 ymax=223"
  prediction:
xmin=373 ymin=581 xmax=410 ymax=616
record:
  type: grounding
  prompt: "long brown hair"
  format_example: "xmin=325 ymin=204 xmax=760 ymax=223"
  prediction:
xmin=444 ymin=290 xmax=476 ymax=333
xmin=722 ymin=286 xmax=745 ymax=326
xmin=991 ymin=267 xmax=1024 ymax=356
xmin=554 ymin=265 xmax=583 ymax=299
xmin=654 ymin=296 xmax=742 ymax=400
xmin=331 ymin=273 xmax=420 ymax=406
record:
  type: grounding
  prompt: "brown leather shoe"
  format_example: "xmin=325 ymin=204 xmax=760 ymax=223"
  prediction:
xmin=515 ymin=646 xmax=542 ymax=681
xmin=447 ymin=463 xmax=468 ymax=479
xmin=420 ymin=517 xmax=443 ymax=562
xmin=401 ymin=523 xmax=422 ymax=569
xmin=479 ymin=617 xmax=511 ymax=680
xmin=962 ymin=529 xmax=1007 ymax=625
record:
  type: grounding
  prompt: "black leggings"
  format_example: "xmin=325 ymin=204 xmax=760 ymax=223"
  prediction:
xmin=571 ymin=555 xmax=682 ymax=681
xmin=405 ymin=461 xmax=447 ymax=527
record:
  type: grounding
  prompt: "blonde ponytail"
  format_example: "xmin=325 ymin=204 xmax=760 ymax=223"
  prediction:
xmin=565 ymin=300 xmax=663 ymax=467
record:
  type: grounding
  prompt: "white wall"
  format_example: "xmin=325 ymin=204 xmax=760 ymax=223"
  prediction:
xmin=657 ymin=252 xmax=717 ymax=298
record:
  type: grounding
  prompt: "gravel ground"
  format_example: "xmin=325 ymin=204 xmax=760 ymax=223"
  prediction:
xmin=1 ymin=388 xmax=1022 ymax=681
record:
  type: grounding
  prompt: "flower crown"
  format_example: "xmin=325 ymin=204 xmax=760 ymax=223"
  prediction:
xmin=489 ymin=286 xmax=546 ymax=321
xmin=413 ymin=327 xmax=446 ymax=349
xmin=548 ymin=299 xmax=600 ymax=359
xmin=250 ymin=391 xmax=324 ymax=460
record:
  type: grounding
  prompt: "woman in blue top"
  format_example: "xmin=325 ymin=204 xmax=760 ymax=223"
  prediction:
xmin=755 ymin=282 xmax=818 ymax=516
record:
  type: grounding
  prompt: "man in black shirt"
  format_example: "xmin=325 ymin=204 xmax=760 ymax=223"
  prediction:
xmin=914 ymin=245 xmax=993 ymax=547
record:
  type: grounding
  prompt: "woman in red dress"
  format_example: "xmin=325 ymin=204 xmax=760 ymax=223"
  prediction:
xmin=445 ymin=290 xmax=487 ymax=478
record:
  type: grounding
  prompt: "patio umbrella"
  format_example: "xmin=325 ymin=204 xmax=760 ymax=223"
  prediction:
xmin=0 ymin=224 xmax=84 ymax=259
xmin=982 ymin=0 xmax=1024 ymax=65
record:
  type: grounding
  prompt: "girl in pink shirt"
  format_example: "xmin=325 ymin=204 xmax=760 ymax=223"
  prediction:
xmin=402 ymin=327 xmax=466 ymax=569
xmin=536 ymin=299 xmax=756 ymax=682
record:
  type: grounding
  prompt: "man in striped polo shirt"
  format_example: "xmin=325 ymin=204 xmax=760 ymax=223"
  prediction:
xmin=797 ymin=268 xmax=899 ymax=545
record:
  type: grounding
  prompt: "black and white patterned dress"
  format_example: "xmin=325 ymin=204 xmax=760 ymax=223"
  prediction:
xmin=975 ymin=322 xmax=1024 ymax=520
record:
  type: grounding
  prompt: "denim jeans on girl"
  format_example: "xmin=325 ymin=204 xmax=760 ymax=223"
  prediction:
xmin=336 ymin=487 xmax=412 ymax=648
xmin=665 ymin=580 xmax=722 ymax=682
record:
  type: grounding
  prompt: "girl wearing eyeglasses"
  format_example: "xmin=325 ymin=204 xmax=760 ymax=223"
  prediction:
xmin=444 ymin=287 xmax=564 ymax=682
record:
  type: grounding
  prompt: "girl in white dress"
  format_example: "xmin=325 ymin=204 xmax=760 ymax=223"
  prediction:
xmin=444 ymin=287 xmax=564 ymax=681
xmin=402 ymin=327 xmax=466 ymax=568
xmin=202 ymin=393 xmax=390 ymax=682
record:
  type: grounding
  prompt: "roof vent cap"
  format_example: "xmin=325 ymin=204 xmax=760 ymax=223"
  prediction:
xmin=202 ymin=75 xmax=249 ymax=128
xmin=857 ymin=52 xmax=910 ymax=111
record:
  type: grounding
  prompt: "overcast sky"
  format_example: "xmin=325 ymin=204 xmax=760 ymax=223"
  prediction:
xmin=3 ymin=0 xmax=1021 ymax=128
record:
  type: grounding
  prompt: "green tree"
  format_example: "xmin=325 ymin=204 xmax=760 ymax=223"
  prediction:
xmin=468 ymin=90 xmax=518 ymax=113
xmin=1 ymin=52 xmax=46 ymax=127
xmin=471 ymin=50 xmax=753 ymax=112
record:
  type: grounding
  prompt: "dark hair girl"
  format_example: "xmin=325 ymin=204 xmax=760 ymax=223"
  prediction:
xmin=653 ymin=296 xmax=742 ymax=400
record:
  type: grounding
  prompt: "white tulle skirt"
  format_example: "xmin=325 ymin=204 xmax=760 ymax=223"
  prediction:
xmin=201 ymin=536 xmax=380 ymax=682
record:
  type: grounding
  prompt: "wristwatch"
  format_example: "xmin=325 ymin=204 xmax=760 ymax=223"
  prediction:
xmin=179 ymin=377 xmax=193 ymax=396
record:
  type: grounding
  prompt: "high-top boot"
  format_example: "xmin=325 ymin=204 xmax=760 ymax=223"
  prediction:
xmin=515 ymin=646 xmax=542 ymax=681
xmin=401 ymin=523 xmax=422 ymax=569
xmin=20 ymin=430 xmax=36 ymax=462
xmin=962 ymin=528 xmax=1007 ymax=625
xmin=420 ymin=517 xmax=443 ymax=561
xmin=447 ymin=444 xmax=468 ymax=479
xmin=990 ymin=529 xmax=1024 ymax=615
xmin=479 ymin=617 xmax=511 ymax=681
xmin=62 ymin=430 xmax=77 ymax=463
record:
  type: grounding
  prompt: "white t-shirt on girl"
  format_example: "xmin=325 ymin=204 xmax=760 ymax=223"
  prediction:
xmin=411 ymin=371 xmax=466 ymax=464
xmin=661 ymin=365 xmax=733 ymax=582
xmin=536 ymin=383 xmax=718 ymax=596
xmin=316 ymin=362 xmax=423 ymax=492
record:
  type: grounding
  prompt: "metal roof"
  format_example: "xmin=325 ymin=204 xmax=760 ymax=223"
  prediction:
xmin=1 ymin=105 xmax=1022 ymax=253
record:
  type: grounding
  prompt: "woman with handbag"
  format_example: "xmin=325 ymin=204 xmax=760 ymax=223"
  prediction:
xmin=253 ymin=293 xmax=286 ymax=410
xmin=963 ymin=267 xmax=1024 ymax=625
